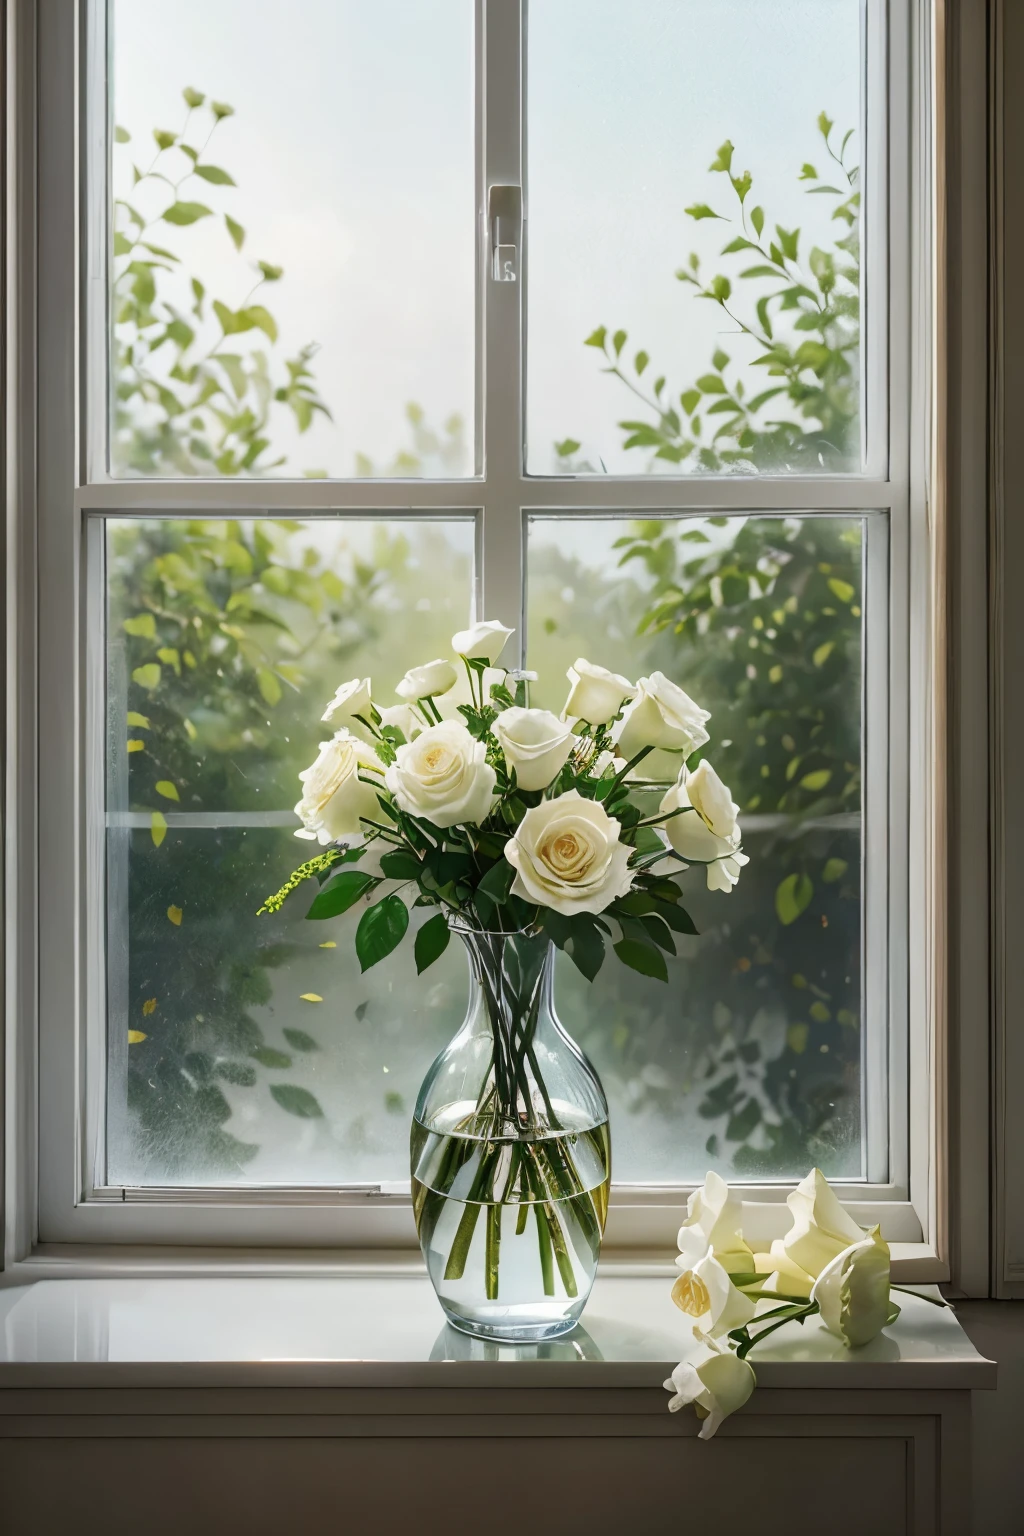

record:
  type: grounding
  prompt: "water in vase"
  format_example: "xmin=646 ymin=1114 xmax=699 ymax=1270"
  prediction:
xmin=412 ymin=1105 xmax=611 ymax=1340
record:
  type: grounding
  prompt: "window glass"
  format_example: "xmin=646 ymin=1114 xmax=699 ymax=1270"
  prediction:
xmin=110 ymin=0 xmax=476 ymax=479
xmin=526 ymin=0 xmax=863 ymax=475
xmin=526 ymin=514 xmax=864 ymax=1180
xmin=104 ymin=517 xmax=475 ymax=1184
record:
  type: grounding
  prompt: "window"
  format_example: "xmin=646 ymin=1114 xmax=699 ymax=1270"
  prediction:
xmin=26 ymin=0 xmax=933 ymax=1254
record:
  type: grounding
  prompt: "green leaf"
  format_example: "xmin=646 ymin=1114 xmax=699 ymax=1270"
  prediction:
xmin=257 ymin=667 xmax=282 ymax=706
xmin=828 ymin=577 xmax=855 ymax=603
xmin=709 ymin=140 xmax=734 ymax=173
xmin=211 ymin=100 xmax=236 ymax=120
xmin=131 ymin=663 xmax=161 ymax=689
xmin=612 ymin=329 xmax=627 ymax=356
xmin=476 ymin=858 xmax=516 ymax=906
xmin=653 ymin=899 xmax=698 ymax=936
xmin=225 ymin=214 xmax=245 ymax=250
xmin=162 ymin=201 xmax=213 ymax=226
xmin=269 ymin=1084 xmax=324 ymax=1119
xmin=634 ymin=349 xmax=649 ymax=375
xmin=542 ymin=910 xmax=572 ymax=949
xmin=414 ymin=912 xmax=450 ymax=974
xmin=257 ymin=261 xmax=284 ymax=281
xmin=355 ymin=894 xmax=410 ymax=971
xmin=775 ymin=873 xmax=814 ymax=926
xmin=726 ymin=1098 xmax=762 ymax=1142
xmin=241 ymin=304 xmax=278 ymax=342
xmin=822 ymin=857 xmax=848 ymax=884
xmin=800 ymin=769 xmax=832 ymax=792
xmin=696 ymin=374 xmax=727 ymax=394
xmin=566 ymin=919 xmax=605 ymax=981
xmin=776 ymin=225 xmax=800 ymax=262
xmin=306 ymin=870 xmax=375 ymax=921
xmin=150 ymin=811 xmax=167 ymax=847
xmin=685 ymin=203 xmax=721 ymax=221
xmin=252 ymin=1047 xmax=291 ymax=1069
xmin=379 ymin=849 xmax=423 ymax=881
xmin=215 ymin=1060 xmax=256 ymax=1087
xmin=640 ymin=913 xmax=676 ymax=954
xmin=751 ymin=205 xmax=764 ymax=237
xmin=555 ymin=437 xmax=581 ymax=457
xmin=153 ymin=129 xmax=177 ymax=151
xmin=584 ymin=326 xmax=607 ymax=349
xmin=283 ymin=1028 xmax=319 ymax=1052
xmin=680 ymin=389 xmax=701 ymax=415
xmin=154 ymin=780 xmax=179 ymax=802
xmin=712 ymin=349 xmax=731 ymax=373
xmin=194 ymin=164 xmax=236 ymax=185
xmin=813 ymin=641 xmax=835 ymax=667
xmin=114 ymin=125 xmax=131 ymax=144
xmin=613 ymin=938 xmax=668 ymax=983
xmin=122 ymin=613 xmax=156 ymax=639
xmin=709 ymin=274 xmax=732 ymax=301
xmin=126 ymin=711 xmax=150 ymax=729
xmin=183 ymin=86 xmax=205 ymax=108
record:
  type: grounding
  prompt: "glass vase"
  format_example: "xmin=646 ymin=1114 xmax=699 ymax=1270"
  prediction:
xmin=411 ymin=921 xmax=611 ymax=1341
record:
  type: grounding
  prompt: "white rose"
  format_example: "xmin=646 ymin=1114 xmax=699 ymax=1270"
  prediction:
xmin=384 ymin=720 xmax=496 ymax=829
xmin=811 ymin=1226 xmax=900 ymax=1348
xmin=395 ymin=659 xmax=458 ymax=702
xmin=660 ymin=760 xmax=749 ymax=893
xmin=321 ymin=676 xmax=372 ymax=724
xmin=783 ymin=1167 xmax=867 ymax=1279
xmin=378 ymin=703 xmax=423 ymax=742
xmin=451 ymin=619 xmax=514 ymax=664
xmin=504 ymin=790 xmax=634 ymax=916
xmin=752 ymin=1239 xmax=815 ymax=1299
xmin=677 ymin=1169 xmax=756 ymax=1275
xmin=492 ymin=707 xmax=576 ymax=791
xmin=671 ymin=1249 xmax=757 ymax=1340
xmin=615 ymin=671 xmax=710 ymax=757
xmin=664 ymin=1343 xmax=757 ymax=1440
xmin=563 ymin=658 xmax=636 ymax=726
xmin=294 ymin=730 xmax=384 ymax=844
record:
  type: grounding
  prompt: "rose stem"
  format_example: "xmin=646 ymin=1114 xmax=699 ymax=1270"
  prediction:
xmin=485 ymin=1202 xmax=501 ymax=1300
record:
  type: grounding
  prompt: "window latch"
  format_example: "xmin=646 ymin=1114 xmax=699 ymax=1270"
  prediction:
xmin=488 ymin=184 xmax=521 ymax=283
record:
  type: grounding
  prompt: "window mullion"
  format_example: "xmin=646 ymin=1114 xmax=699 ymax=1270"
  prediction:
xmin=481 ymin=0 xmax=524 ymax=661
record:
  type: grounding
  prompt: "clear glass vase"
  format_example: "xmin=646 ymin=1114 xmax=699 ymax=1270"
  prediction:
xmin=411 ymin=921 xmax=611 ymax=1341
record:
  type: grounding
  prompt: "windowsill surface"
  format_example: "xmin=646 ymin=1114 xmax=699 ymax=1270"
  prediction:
xmin=0 ymin=1274 xmax=995 ymax=1391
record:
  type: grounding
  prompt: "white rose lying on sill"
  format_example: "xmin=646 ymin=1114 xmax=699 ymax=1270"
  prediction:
xmin=666 ymin=1165 xmax=951 ymax=1438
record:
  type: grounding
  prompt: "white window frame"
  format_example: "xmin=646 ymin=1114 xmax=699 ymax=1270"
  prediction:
xmin=2 ymin=0 xmax=947 ymax=1274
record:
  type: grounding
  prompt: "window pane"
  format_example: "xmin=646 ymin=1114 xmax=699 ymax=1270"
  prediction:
xmin=526 ymin=0 xmax=864 ymax=475
xmin=104 ymin=517 xmax=474 ymax=1185
xmin=526 ymin=514 xmax=865 ymax=1181
xmin=109 ymin=1 xmax=475 ymax=479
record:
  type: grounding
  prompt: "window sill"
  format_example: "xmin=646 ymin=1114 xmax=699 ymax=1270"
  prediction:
xmin=1 ymin=1238 xmax=950 ymax=1284
xmin=0 ymin=1270 xmax=993 ymax=1392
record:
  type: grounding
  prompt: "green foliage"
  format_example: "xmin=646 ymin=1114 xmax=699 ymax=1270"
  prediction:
xmin=548 ymin=115 xmax=865 ymax=1175
xmin=572 ymin=117 xmax=860 ymax=473
xmin=268 ymin=692 xmax=704 ymax=993
xmin=354 ymin=401 xmax=468 ymax=479
xmin=111 ymin=517 xmax=389 ymax=1175
xmin=112 ymin=89 xmax=330 ymax=476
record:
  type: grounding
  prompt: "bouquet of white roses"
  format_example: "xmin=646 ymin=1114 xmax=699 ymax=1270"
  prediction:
xmin=260 ymin=620 xmax=748 ymax=1328
xmin=260 ymin=617 xmax=748 ymax=975
xmin=664 ymin=1167 xmax=949 ymax=1439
